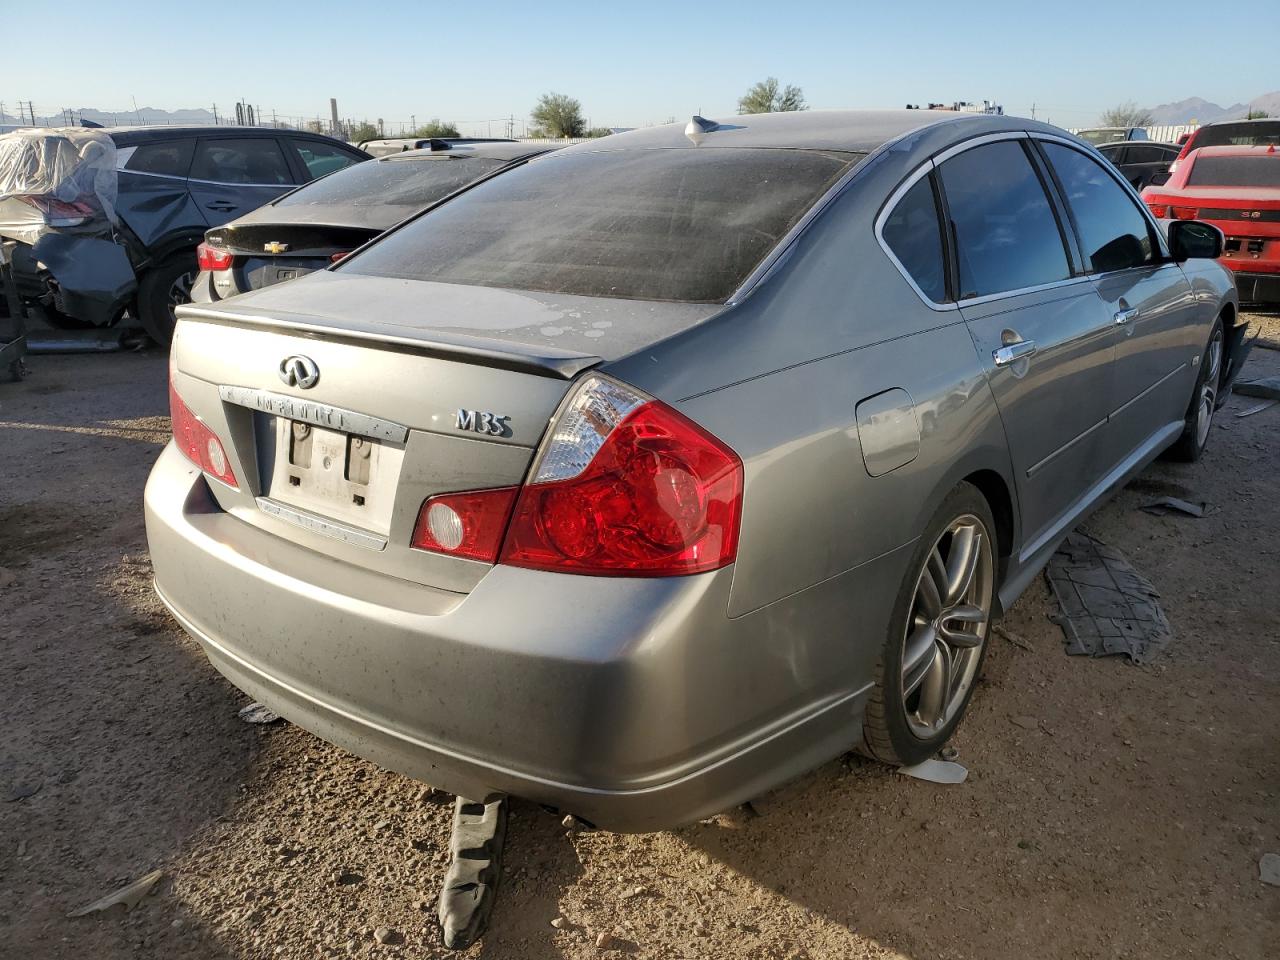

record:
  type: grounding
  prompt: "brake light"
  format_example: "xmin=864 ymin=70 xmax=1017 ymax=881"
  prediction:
xmin=1171 ymin=205 xmax=1199 ymax=220
xmin=499 ymin=376 xmax=743 ymax=576
xmin=196 ymin=241 xmax=234 ymax=272
xmin=330 ymin=251 xmax=351 ymax=263
xmin=17 ymin=195 xmax=95 ymax=226
xmin=169 ymin=378 xmax=238 ymax=488
xmin=411 ymin=488 xmax=518 ymax=562
xmin=1146 ymin=202 xmax=1169 ymax=218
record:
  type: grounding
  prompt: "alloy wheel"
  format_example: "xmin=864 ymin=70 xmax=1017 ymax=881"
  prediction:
xmin=1195 ymin=326 xmax=1223 ymax=450
xmin=901 ymin=515 xmax=994 ymax=738
xmin=167 ymin=270 xmax=196 ymax=323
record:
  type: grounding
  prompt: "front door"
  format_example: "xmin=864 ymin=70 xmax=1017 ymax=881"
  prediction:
xmin=1038 ymin=140 xmax=1200 ymax=469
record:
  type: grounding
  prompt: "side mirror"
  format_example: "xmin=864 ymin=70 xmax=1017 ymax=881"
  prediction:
xmin=1168 ymin=220 xmax=1224 ymax=261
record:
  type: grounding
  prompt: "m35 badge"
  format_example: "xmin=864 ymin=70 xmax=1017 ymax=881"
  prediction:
xmin=456 ymin=409 xmax=512 ymax=437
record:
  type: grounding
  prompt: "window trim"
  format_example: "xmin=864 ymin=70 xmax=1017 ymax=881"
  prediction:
xmin=873 ymin=160 xmax=957 ymax=311
xmin=1031 ymin=133 xmax=1172 ymax=276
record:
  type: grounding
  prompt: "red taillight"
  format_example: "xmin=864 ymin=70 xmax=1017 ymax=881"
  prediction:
xmin=408 ymin=377 xmax=743 ymax=576
xmin=17 ymin=195 xmax=95 ymax=226
xmin=411 ymin=488 xmax=518 ymax=563
xmin=169 ymin=379 xmax=238 ymax=488
xmin=1171 ymin=205 xmax=1199 ymax=220
xmin=196 ymin=241 xmax=233 ymax=272
xmin=500 ymin=395 xmax=743 ymax=576
xmin=330 ymin=251 xmax=351 ymax=263
xmin=1146 ymin=202 xmax=1169 ymax=218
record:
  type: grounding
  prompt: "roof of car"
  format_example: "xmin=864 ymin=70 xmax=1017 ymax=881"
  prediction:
xmin=549 ymin=109 xmax=1046 ymax=155
xmin=103 ymin=126 xmax=352 ymax=146
xmin=1099 ymin=140 xmax=1177 ymax=150
xmin=1200 ymin=116 xmax=1280 ymax=128
xmin=384 ymin=142 xmax=558 ymax=163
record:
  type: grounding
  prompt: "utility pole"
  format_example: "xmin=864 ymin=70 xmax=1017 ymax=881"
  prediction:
xmin=330 ymin=98 xmax=340 ymax=136
xmin=1030 ymin=102 xmax=1037 ymax=120
xmin=212 ymin=103 xmax=219 ymax=124
xmin=411 ymin=114 xmax=416 ymax=132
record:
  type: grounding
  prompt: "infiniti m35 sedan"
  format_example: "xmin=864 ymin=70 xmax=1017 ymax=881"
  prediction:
xmin=146 ymin=111 xmax=1244 ymax=832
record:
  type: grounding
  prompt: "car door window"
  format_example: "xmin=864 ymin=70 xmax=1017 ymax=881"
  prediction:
xmin=937 ymin=140 xmax=1071 ymax=299
xmin=289 ymin=139 xmax=362 ymax=181
xmin=1124 ymin=144 xmax=1168 ymax=165
xmin=881 ymin=176 xmax=947 ymax=302
xmin=1043 ymin=142 xmax=1156 ymax=273
xmin=190 ymin=138 xmax=292 ymax=185
xmin=122 ymin=140 xmax=194 ymax=176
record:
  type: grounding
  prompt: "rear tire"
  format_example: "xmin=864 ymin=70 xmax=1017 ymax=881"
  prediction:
xmin=860 ymin=482 xmax=997 ymax=767
xmin=137 ymin=254 xmax=197 ymax=346
xmin=1165 ymin=317 xmax=1224 ymax=463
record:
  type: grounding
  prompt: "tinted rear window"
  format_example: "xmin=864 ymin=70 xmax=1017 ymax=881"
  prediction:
xmin=1186 ymin=155 xmax=1280 ymax=187
xmin=345 ymin=148 xmax=860 ymax=303
xmin=1193 ymin=122 xmax=1280 ymax=149
xmin=276 ymin=155 xmax=506 ymax=210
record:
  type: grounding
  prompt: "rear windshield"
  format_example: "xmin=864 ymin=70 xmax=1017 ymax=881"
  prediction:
xmin=344 ymin=147 xmax=861 ymax=303
xmin=1187 ymin=155 xmax=1280 ymax=187
xmin=1193 ymin=122 xmax=1280 ymax=149
xmin=275 ymin=155 xmax=506 ymax=210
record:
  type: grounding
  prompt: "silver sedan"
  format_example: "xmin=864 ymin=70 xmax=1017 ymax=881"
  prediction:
xmin=146 ymin=110 xmax=1243 ymax=831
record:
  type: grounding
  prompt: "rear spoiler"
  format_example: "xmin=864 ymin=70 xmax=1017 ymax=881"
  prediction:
xmin=175 ymin=303 xmax=602 ymax=380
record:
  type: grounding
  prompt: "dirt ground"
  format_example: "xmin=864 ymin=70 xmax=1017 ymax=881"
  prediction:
xmin=2 ymin=314 xmax=1278 ymax=960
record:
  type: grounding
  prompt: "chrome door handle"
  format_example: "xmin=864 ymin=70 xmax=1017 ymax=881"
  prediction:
xmin=1114 ymin=307 xmax=1140 ymax=325
xmin=993 ymin=340 xmax=1037 ymax=367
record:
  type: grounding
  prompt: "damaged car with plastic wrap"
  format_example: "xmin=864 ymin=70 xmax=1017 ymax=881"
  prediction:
xmin=145 ymin=111 xmax=1247 ymax=832
xmin=0 ymin=126 xmax=366 ymax=341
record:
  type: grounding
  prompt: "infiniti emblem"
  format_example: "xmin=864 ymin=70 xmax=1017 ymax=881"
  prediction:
xmin=278 ymin=355 xmax=320 ymax=389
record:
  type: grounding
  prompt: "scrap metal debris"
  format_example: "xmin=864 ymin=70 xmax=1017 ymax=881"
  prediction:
xmin=1236 ymin=399 xmax=1278 ymax=418
xmin=897 ymin=759 xmax=968 ymax=784
xmin=1261 ymin=854 xmax=1280 ymax=887
xmin=1140 ymin=496 xmax=1207 ymax=518
xmin=438 ymin=795 xmax=508 ymax=950
xmin=67 ymin=869 xmax=164 ymax=917
xmin=1045 ymin=532 xmax=1171 ymax=663
xmin=238 ymin=702 xmax=282 ymax=724
xmin=1233 ymin=376 xmax=1280 ymax=401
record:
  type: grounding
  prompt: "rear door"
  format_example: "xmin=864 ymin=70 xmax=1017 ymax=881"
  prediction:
xmin=940 ymin=136 xmax=1118 ymax=558
xmin=114 ymin=138 xmax=205 ymax=249
xmin=187 ymin=137 xmax=298 ymax=226
xmin=1037 ymin=138 xmax=1199 ymax=468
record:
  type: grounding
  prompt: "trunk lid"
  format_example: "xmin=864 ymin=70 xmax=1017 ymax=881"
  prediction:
xmin=170 ymin=271 xmax=721 ymax=592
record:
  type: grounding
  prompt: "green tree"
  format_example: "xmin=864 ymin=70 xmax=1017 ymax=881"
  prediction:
xmin=530 ymin=92 xmax=586 ymax=138
xmin=1098 ymin=101 xmax=1154 ymax=127
xmin=348 ymin=121 xmax=379 ymax=143
xmin=413 ymin=118 xmax=461 ymax=138
xmin=1246 ymin=109 xmax=1270 ymax=120
xmin=585 ymin=127 xmax=612 ymax=138
xmin=737 ymin=77 xmax=807 ymax=115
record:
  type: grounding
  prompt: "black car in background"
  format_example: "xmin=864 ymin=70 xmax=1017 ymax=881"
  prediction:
xmin=1096 ymin=140 xmax=1181 ymax=190
xmin=0 ymin=126 xmax=367 ymax=342
xmin=192 ymin=141 xmax=556 ymax=304
xmin=356 ymin=136 xmax=517 ymax=157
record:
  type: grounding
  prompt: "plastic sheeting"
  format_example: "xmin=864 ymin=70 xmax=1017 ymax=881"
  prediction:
xmin=0 ymin=128 xmax=118 ymax=244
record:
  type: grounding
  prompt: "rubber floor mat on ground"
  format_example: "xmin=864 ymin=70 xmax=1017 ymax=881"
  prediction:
xmin=1045 ymin=532 xmax=1171 ymax=663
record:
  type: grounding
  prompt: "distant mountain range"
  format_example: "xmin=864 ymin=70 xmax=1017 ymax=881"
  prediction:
xmin=1147 ymin=92 xmax=1280 ymax=125
xmin=0 ymin=105 xmax=293 ymax=128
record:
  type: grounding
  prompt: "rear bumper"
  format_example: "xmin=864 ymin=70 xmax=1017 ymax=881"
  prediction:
xmin=1229 ymin=271 xmax=1280 ymax=304
xmin=145 ymin=443 xmax=896 ymax=831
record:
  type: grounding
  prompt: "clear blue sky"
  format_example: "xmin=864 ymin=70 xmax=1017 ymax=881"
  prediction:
xmin=5 ymin=0 xmax=1277 ymax=133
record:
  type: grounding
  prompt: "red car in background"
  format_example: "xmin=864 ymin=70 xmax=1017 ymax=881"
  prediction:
xmin=1171 ymin=118 xmax=1280 ymax=171
xmin=1143 ymin=145 xmax=1280 ymax=303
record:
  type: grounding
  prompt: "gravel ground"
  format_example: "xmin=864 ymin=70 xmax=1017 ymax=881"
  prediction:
xmin=1 ymin=313 xmax=1278 ymax=960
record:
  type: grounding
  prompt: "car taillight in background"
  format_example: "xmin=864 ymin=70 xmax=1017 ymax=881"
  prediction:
xmin=330 ymin=251 xmax=352 ymax=263
xmin=1146 ymin=202 xmax=1168 ymax=218
xmin=16 ymin=195 xmax=96 ymax=226
xmin=1170 ymin=205 xmax=1199 ymax=220
xmin=196 ymin=241 xmax=234 ymax=272
xmin=169 ymin=365 xmax=237 ymax=489
xmin=411 ymin=376 xmax=744 ymax=576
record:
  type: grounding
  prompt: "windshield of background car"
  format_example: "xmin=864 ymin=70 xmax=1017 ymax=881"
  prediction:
xmin=344 ymin=147 xmax=862 ymax=303
xmin=274 ymin=155 xmax=506 ymax=211
xmin=1186 ymin=154 xmax=1280 ymax=188
xmin=1193 ymin=122 xmax=1280 ymax=149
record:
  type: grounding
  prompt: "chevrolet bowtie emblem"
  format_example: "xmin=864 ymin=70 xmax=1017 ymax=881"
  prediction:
xmin=263 ymin=241 xmax=290 ymax=254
